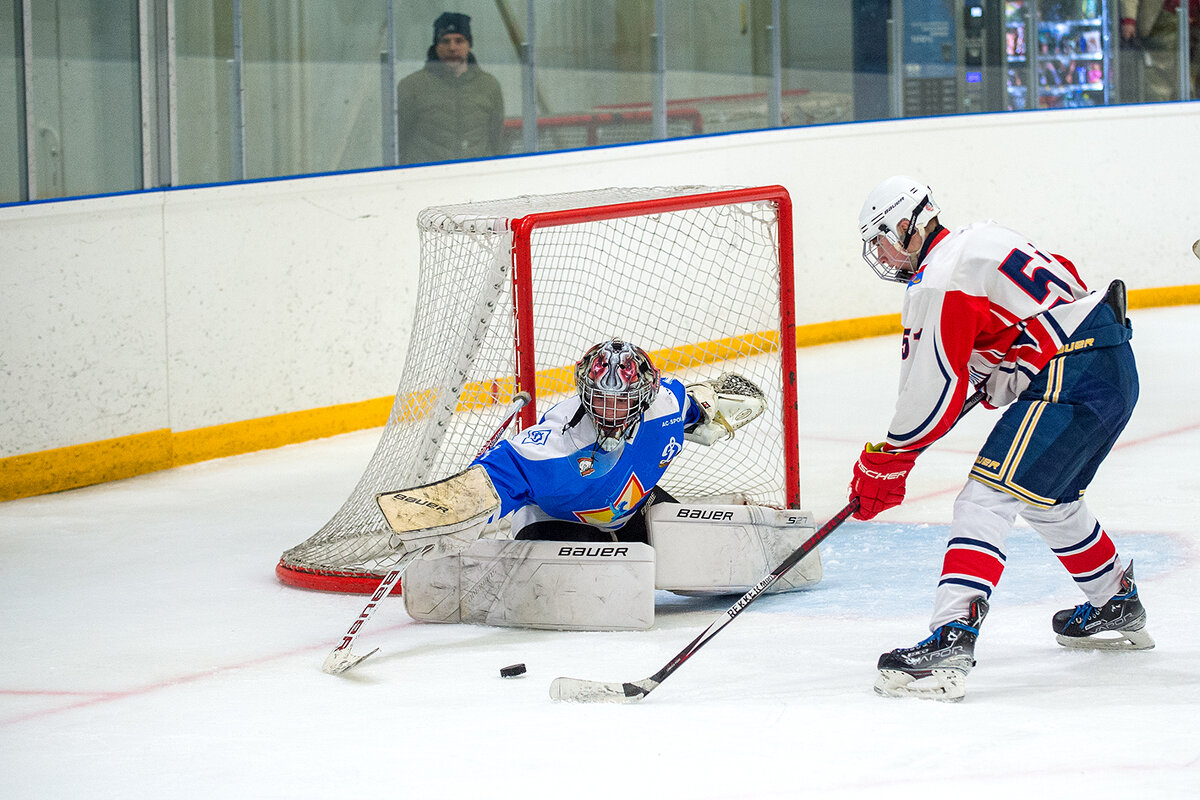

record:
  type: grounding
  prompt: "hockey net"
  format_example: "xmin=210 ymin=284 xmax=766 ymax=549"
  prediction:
xmin=276 ymin=185 xmax=798 ymax=594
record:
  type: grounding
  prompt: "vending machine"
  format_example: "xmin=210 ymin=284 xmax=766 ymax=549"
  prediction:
xmin=1005 ymin=1 xmax=1111 ymax=110
xmin=852 ymin=0 xmax=1012 ymax=118
xmin=899 ymin=0 xmax=1007 ymax=115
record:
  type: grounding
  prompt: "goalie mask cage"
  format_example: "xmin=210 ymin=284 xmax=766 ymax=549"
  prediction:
xmin=277 ymin=185 xmax=799 ymax=594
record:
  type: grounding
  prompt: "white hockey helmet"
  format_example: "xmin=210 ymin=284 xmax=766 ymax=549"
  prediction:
xmin=858 ymin=175 xmax=941 ymax=283
xmin=574 ymin=339 xmax=661 ymax=452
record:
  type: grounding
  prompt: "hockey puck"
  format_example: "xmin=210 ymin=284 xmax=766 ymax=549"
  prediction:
xmin=1192 ymin=239 xmax=1200 ymax=260
xmin=500 ymin=663 xmax=526 ymax=678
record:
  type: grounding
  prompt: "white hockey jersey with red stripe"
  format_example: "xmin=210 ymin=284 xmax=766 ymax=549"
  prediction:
xmin=885 ymin=221 xmax=1104 ymax=452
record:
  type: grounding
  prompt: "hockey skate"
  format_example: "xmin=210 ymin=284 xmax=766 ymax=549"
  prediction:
xmin=1053 ymin=562 xmax=1154 ymax=651
xmin=874 ymin=597 xmax=988 ymax=703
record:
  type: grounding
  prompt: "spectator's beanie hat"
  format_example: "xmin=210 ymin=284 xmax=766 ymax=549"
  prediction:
xmin=434 ymin=12 xmax=472 ymax=45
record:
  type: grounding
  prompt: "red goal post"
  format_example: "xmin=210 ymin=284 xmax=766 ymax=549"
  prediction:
xmin=277 ymin=185 xmax=800 ymax=594
xmin=509 ymin=186 xmax=798 ymax=467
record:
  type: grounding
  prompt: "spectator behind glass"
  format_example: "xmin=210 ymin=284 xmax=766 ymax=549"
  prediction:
xmin=1120 ymin=0 xmax=1200 ymax=100
xmin=397 ymin=12 xmax=506 ymax=165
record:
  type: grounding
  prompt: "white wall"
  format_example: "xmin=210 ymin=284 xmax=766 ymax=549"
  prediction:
xmin=1 ymin=102 xmax=1197 ymax=458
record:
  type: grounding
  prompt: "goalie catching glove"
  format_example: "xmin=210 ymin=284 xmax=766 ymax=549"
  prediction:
xmin=684 ymin=373 xmax=767 ymax=446
xmin=375 ymin=465 xmax=500 ymax=560
xmin=849 ymin=443 xmax=919 ymax=520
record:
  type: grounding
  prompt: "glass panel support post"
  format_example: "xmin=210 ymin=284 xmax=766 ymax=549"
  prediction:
xmin=160 ymin=0 xmax=177 ymax=186
xmin=1108 ymin=0 xmax=1120 ymax=102
xmin=138 ymin=0 xmax=150 ymax=187
xmin=1026 ymin=0 xmax=1038 ymax=109
xmin=767 ymin=0 xmax=782 ymax=128
xmin=229 ymin=0 xmax=245 ymax=180
xmin=887 ymin=1 xmax=903 ymax=118
xmin=381 ymin=0 xmax=397 ymax=166
xmin=1180 ymin=3 xmax=1191 ymax=100
xmin=521 ymin=1 xmax=536 ymax=153
xmin=19 ymin=0 xmax=33 ymax=199
xmin=652 ymin=0 xmax=666 ymax=140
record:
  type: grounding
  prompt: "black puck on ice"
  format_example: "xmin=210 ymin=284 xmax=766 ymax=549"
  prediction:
xmin=500 ymin=663 xmax=527 ymax=678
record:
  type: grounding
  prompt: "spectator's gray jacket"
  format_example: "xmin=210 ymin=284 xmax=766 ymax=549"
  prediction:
xmin=397 ymin=61 xmax=505 ymax=165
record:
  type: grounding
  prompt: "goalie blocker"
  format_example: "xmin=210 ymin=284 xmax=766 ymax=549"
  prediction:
xmin=401 ymin=502 xmax=822 ymax=630
xmin=375 ymin=465 xmax=499 ymax=559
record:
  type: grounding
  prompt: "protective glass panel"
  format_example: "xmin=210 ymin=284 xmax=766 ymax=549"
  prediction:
xmin=0 ymin=0 xmax=22 ymax=203
xmin=393 ymin=0 xmax=519 ymax=163
xmin=241 ymin=1 xmax=390 ymax=179
xmin=26 ymin=0 xmax=141 ymax=199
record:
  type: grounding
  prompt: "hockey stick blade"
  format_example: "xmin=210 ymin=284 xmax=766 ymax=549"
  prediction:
xmin=549 ymin=676 xmax=659 ymax=703
xmin=320 ymin=392 xmax=531 ymax=677
xmin=548 ymin=390 xmax=987 ymax=704
xmin=320 ymin=560 xmax=410 ymax=676
xmin=548 ymin=503 xmax=858 ymax=704
xmin=323 ymin=645 xmax=382 ymax=675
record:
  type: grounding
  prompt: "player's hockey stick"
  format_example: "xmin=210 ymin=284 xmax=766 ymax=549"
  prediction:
xmin=550 ymin=390 xmax=985 ymax=703
xmin=549 ymin=499 xmax=859 ymax=702
xmin=322 ymin=391 xmax=532 ymax=675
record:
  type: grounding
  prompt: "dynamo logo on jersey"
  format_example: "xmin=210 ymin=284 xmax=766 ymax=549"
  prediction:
xmin=659 ymin=436 xmax=681 ymax=468
xmin=574 ymin=473 xmax=647 ymax=526
xmin=520 ymin=428 xmax=550 ymax=446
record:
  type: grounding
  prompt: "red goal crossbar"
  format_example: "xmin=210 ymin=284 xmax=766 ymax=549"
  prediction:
xmin=508 ymin=185 xmax=799 ymax=507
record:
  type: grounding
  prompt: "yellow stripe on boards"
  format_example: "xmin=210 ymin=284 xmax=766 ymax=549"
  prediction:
xmin=0 ymin=430 xmax=174 ymax=502
xmin=1128 ymin=285 xmax=1200 ymax=308
xmin=172 ymin=396 xmax=395 ymax=466
xmin=2 ymin=289 xmax=1194 ymax=502
xmin=0 ymin=398 xmax=394 ymax=502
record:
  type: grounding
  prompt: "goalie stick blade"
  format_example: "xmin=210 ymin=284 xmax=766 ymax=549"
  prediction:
xmin=549 ymin=676 xmax=658 ymax=704
xmin=322 ymin=645 xmax=381 ymax=675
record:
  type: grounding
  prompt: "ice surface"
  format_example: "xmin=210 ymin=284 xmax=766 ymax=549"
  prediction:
xmin=2 ymin=306 xmax=1197 ymax=799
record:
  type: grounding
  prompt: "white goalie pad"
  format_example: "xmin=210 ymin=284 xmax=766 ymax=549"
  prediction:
xmin=648 ymin=503 xmax=822 ymax=596
xmin=402 ymin=539 xmax=655 ymax=631
xmin=375 ymin=465 xmax=500 ymax=559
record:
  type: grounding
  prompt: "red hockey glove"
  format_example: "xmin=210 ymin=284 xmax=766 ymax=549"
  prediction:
xmin=849 ymin=443 xmax=919 ymax=520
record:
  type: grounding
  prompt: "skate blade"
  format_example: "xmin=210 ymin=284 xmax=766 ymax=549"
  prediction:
xmin=1056 ymin=627 xmax=1155 ymax=651
xmin=874 ymin=669 xmax=967 ymax=702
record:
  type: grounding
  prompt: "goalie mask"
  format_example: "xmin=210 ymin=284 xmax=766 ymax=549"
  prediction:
xmin=575 ymin=339 xmax=661 ymax=452
xmin=858 ymin=175 xmax=940 ymax=284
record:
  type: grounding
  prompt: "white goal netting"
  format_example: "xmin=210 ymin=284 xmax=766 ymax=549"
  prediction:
xmin=277 ymin=185 xmax=797 ymax=591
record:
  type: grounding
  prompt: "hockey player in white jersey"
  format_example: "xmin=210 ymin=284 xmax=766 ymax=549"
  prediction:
xmin=849 ymin=176 xmax=1152 ymax=702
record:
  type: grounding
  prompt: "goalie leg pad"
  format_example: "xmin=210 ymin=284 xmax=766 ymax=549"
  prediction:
xmin=402 ymin=539 xmax=655 ymax=631
xmin=647 ymin=503 xmax=822 ymax=595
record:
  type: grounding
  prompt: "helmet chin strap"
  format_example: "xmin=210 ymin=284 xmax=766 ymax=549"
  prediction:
xmin=898 ymin=194 xmax=929 ymax=250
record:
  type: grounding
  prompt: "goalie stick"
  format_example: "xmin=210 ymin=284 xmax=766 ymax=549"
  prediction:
xmin=322 ymin=391 xmax=532 ymax=675
xmin=550 ymin=389 xmax=985 ymax=703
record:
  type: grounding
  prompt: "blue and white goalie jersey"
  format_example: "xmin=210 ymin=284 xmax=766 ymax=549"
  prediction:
xmin=472 ymin=378 xmax=702 ymax=533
